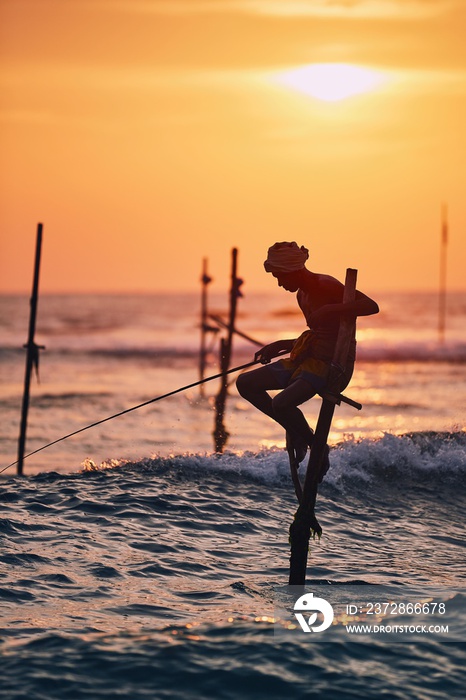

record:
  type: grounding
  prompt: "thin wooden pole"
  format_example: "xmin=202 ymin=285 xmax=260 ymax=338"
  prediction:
xmin=17 ymin=223 xmax=45 ymax=475
xmin=438 ymin=203 xmax=448 ymax=344
xmin=289 ymin=268 xmax=358 ymax=585
xmin=208 ymin=313 xmax=262 ymax=347
xmin=213 ymin=248 xmax=241 ymax=452
xmin=199 ymin=258 xmax=212 ymax=396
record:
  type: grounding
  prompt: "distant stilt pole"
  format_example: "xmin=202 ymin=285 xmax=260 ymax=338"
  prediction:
xmin=17 ymin=223 xmax=45 ymax=475
xmin=438 ymin=203 xmax=448 ymax=344
xmin=213 ymin=248 xmax=243 ymax=452
xmin=199 ymin=258 xmax=212 ymax=396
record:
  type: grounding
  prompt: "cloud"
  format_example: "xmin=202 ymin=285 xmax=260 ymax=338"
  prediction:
xmin=109 ymin=0 xmax=455 ymax=19
xmin=230 ymin=1 xmax=454 ymax=19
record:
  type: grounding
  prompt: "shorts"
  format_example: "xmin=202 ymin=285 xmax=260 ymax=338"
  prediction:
xmin=267 ymin=355 xmax=354 ymax=394
xmin=267 ymin=358 xmax=329 ymax=392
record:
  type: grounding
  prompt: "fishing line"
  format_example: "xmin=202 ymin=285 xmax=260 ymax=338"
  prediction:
xmin=1 ymin=357 xmax=270 ymax=475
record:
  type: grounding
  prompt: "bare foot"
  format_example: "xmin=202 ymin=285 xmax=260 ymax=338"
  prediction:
xmin=286 ymin=431 xmax=308 ymax=465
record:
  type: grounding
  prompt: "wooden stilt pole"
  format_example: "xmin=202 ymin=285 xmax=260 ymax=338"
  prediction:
xmin=288 ymin=268 xmax=358 ymax=585
xmin=199 ymin=258 xmax=212 ymax=396
xmin=213 ymin=248 xmax=242 ymax=452
xmin=438 ymin=203 xmax=448 ymax=345
xmin=208 ymin=313 xmax=262 ymax=348
xmin=17 ymin=223 xmax=45 ymax=476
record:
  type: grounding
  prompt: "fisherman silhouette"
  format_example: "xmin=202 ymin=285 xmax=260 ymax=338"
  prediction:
xmin=236 ymin=242 xmax=379 ymax=480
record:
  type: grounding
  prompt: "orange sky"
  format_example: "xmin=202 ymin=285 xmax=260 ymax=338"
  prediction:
xmin=1 ymin=0 xmax=465 ymax=293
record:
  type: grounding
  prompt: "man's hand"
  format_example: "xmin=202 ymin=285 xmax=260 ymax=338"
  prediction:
xmin=254 ymin=339 xmax=294 ymax=364
xmin=254 ymin=345 xmax=275 ymax=364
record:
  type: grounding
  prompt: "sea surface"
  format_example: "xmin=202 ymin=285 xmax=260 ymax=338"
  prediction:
xmin=1 ymin=291 xmax=465 ymax=698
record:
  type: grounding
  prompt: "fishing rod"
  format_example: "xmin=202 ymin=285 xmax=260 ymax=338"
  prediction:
xmin=1 ymin=355 xmax=276 ymax=475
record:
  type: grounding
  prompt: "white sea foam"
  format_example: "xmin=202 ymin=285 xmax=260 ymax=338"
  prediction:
xmin=79 ymin=432 xmax=466 ymax=493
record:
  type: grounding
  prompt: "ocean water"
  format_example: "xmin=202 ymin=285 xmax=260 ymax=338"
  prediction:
xmin=1 ymin=291 xmax=465 ymax=698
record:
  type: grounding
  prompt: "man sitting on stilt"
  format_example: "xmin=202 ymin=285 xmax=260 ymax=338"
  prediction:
xmin=236 ymin=241 xmax=379 ymax=481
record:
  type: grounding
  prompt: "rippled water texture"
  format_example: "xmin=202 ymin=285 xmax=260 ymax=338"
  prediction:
xmin=1 ymin=292 xmax=465 ymax=697
xmin=1 ymin=437 xmax=465 ymax=699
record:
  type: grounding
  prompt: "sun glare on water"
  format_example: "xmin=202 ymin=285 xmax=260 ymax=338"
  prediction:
xmin=276 ymin=63 xmax=386 ymax=102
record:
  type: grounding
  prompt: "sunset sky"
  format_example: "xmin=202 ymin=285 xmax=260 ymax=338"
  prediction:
xmin=1 ymin=0 xmax=465 ymax=293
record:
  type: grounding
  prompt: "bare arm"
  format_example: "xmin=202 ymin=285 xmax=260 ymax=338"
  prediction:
xmin=342 ymin=291 xmax=379 ymax=317
xmin=307 ymin=290 xmax=379 ymax=328
xmin=254 ymin=338 xmax=296 ymax=364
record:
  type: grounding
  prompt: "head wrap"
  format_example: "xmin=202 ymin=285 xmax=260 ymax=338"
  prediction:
xmin=264 ymin=241 xmax=309 ymax=274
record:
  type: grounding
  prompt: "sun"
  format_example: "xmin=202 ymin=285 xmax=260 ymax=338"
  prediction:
xmin=276 ymin=63 xmax=386 ymax=102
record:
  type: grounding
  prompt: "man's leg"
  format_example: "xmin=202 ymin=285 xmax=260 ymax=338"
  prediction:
xmin=271 ymin=378 xmax=317 ymax=462
xmin=236 ymin=365 xmax=284 ymax=420
xmin=272 ymin=378 xmax=331 ymax=480
xmin=237 ymin=369 xmax=317 ymax=462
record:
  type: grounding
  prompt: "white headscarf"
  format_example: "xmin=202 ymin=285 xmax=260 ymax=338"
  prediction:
xmin=264 ymin=241 xmax=309 ymax=273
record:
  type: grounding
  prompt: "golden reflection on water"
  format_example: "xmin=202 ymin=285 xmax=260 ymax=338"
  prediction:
xmin=239 ymin=358 xmax=466 ymax=453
